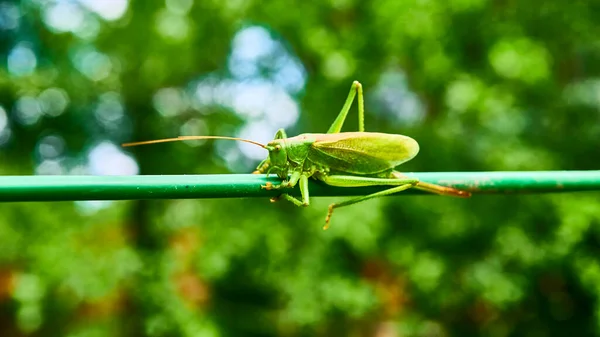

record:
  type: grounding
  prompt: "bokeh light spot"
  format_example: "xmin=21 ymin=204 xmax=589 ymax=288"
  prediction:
xmin=322 ymin=51 xmax=355 ymax=81
xmin=17 ymin=304 xmax=42 ymax=333
xmin=445 ymin=76 xmax=482 ymax=112
xmin=7 ymin=43 xmax=37 ymax=76
xmin=94 ymin=92 xmax=125 ymax=128
xmin=489 ymin=38 xmax=551 ymax=83
xmin=78 ymin=0 xmax=129 ymax=21
xmin=373 ymin=70 xmax=426 ymax=126
xmin=155 ymin=9 xmax=190 ymax=41
xmin=14 ymin=96 xmax=43 ymax=126
xmin=563 ymin=78 xmax=600 ymax=109
xmin=0 ymin=2 xmax=20 ymax=30
xmin=43 ymin=1 xmax=85 ymax=33
xmin=38 ymin=88 xmax=70 ymax=117
xmin=166 ymin=0 xmax=193 ymax=15
xmin=88 ymin=142 xmax=139 ymax=175
xmin=37 ymin=135 xmax=66 ymax=159
xmin=35 ymin=160 xmax=65 ymax=175
xmin=72 ymin=47 xmax=112 ymax=81
xmin=180 ymin=118 xmax=209 ymax=147
xmin=153 ymin=87 xmax=188 ymax=117
xmin=0 ymin=105 xmax=7 ymax=131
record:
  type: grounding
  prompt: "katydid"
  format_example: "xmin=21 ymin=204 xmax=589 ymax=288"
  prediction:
xmin=123 ymin=81 xmax=471 ymax=229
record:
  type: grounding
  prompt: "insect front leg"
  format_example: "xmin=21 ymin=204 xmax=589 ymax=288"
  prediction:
xmin=316 ymin=174 xmax=419 ymax=229
xmin=261 ymin=170 xmax=300 ymax=190
xmin=327 ymin=80 xmax=365 ymax=134
xmin=253 ymin=158 xmax=270 ymax=174
xmin=271 ymin=174 xmax=310 ymax=207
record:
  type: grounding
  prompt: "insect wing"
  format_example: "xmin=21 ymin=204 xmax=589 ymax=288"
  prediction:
xmin=307 ymin=132 xmax=419 ymax=174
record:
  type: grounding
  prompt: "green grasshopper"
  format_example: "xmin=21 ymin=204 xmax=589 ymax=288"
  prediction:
xmin=123 ymin=81 xmax=471 ymax=229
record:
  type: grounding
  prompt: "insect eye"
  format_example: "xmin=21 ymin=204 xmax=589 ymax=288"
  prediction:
xmin=275 ymin=145 xmax=282 ymax=151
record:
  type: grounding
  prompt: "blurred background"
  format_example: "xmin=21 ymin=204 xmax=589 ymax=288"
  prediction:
xmin=0 ymin=0 xmax=599 ymax=336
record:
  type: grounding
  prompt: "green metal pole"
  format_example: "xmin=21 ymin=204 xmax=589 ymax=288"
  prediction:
xmin=0 ymin=171 xmax=598 ymax=202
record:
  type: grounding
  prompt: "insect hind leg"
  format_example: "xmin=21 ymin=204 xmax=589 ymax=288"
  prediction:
xmin=317 ymin=174 xmax=419 ymax=229
xmin=324 ymin=183 xmax=416 ymax=230
xmin=327 ymin=81 xmax=365 ymax=134
xmin=274 ymin=128 xmax=288 ymax=139
xmin=391 ymin=171 xmax=471 ymax=198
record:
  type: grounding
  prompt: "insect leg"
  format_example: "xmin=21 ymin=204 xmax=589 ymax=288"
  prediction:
xmin=324 ymin=183 xmax=416 ymax=230
xmin=253 ymin=158 xmax=270 ymax=174
xmin=391 ymin=171 xmax=471 ymax=198
xmin=317 ymin=174 xmax=419 ymax=229
xmin=262 ymin=170 xmax=302 ymax=190
xmin=274 ymin=194 xmax=303 ymax=206
xmin=327 ymin=81 xmax=363 ymax=134
xmin=318 ymin=174 xmax=419 ymax=187
xmin=274 ymin=128 xmax=288 ymax=139
xmin=271 ymin=174 xmax=310 ymax=207
xmin=357 ymin=81 xmax=364 ymax=132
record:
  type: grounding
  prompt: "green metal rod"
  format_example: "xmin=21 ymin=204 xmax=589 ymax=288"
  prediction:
xmin=0 ymin=171 xmax=598 ymax=202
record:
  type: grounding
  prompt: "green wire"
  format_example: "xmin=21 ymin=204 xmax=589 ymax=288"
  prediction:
xmin=0 ymin=171 xmax=598 ymax=202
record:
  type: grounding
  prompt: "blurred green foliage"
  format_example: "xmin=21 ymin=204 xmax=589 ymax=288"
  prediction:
xmin=0 ymin=0 xmax=600 ymax=336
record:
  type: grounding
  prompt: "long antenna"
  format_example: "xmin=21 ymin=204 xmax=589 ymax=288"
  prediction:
xmin=122 ymin=136 xmax=266 ymax=149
